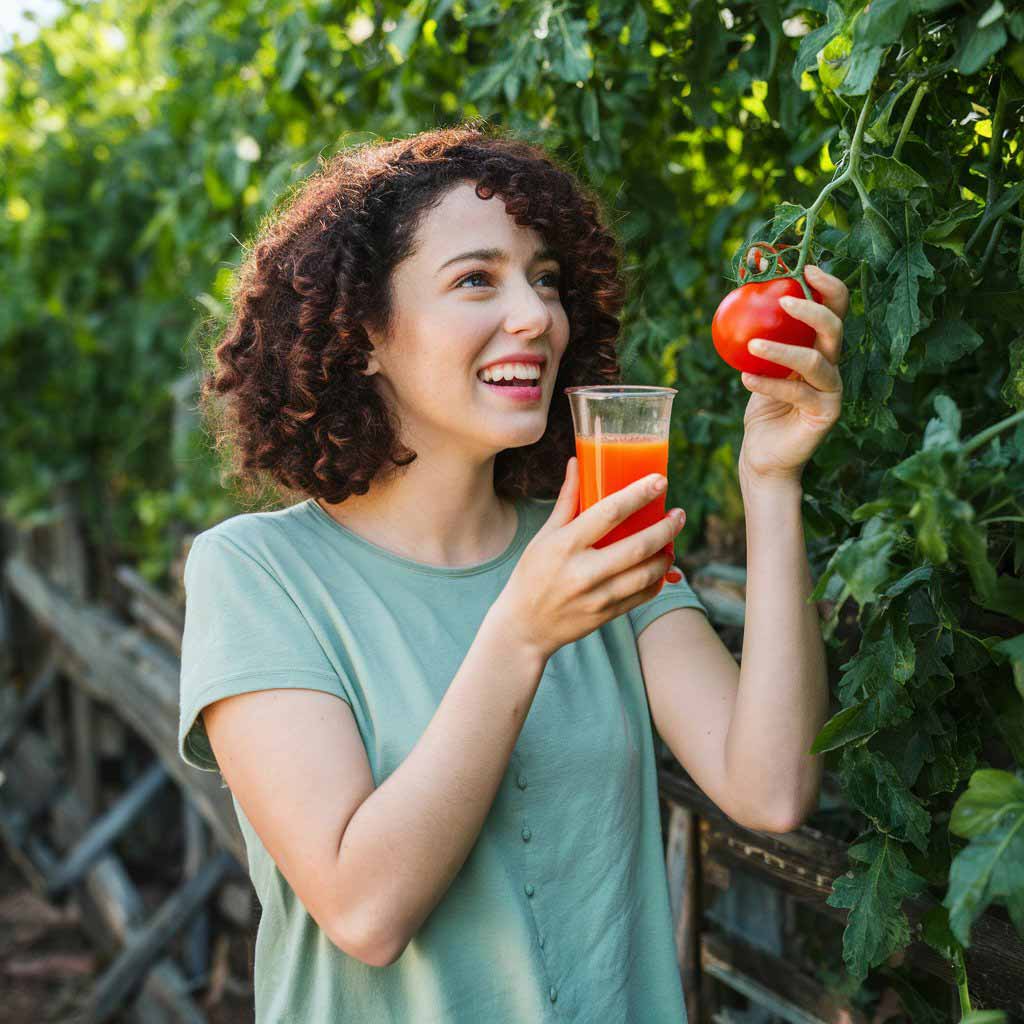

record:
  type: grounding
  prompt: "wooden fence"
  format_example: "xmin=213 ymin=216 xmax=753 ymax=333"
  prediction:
xmin=1 ymin=500 xmax=1022 ymax=1023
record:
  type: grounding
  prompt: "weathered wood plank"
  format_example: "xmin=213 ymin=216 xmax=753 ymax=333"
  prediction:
xmin=660 ymin=766 xmax=1024 ymax=1017
xmin=85 ymin=848 xmax=235 ymax=1024
xmin=665 ymin=803 xmax=701 ymax=1024
xmin=701 ymin=929 xmax=868 ymax=1024
xmin=4 ymin=726 xmax=210 ymax=1024
xmin=4 ymin=552 xmax=244 ymax=865
xmin=46 ymin=761 xmax=170 ymax=899
xmin=0 ymin=649 xmax=59 ymax=758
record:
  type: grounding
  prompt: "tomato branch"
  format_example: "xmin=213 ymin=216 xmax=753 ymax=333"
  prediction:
xmin=961 ymin=409 xmax=1024 ymax=458
xmin=965 ymin=73 xmax=1009 ymax=258
xmin=893 ymin=83 xmax=928 ymax=161
xmin=789 ymin=82 xmax=879 ymax=299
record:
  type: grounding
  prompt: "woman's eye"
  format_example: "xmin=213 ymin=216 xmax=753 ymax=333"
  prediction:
xmin=457 ymin=271 xmax=491 ymax=288
xmin=456 ymin=271 xmax=561 ymax=289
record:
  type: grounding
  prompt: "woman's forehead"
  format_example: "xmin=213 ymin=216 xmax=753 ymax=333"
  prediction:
xmin=415 ymin=183 xmax=546 ymax=258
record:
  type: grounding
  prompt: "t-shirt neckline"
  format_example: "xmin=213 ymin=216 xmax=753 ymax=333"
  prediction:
xmin=302 ymin=496 xmax=529 ymax=577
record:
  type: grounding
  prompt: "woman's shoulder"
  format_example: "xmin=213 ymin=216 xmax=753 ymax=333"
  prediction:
xmin=186 ymin=502 xmax=310 ymax=573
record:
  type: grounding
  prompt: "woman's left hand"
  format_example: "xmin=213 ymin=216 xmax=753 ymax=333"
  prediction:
xmin=737 ymin=263 xmax=848 ymax=487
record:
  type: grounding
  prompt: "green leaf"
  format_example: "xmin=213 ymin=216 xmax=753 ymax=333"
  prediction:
xmin=552 ymin=13 xmax=592 ymax=82
xmin=834 ymin=37 xmax=884 ymax=96
xmin=845 ymin=204 xmax=898 ymax=269
xmin=854 ymin=0 xmax=911 ymax=47
xmin=278 ymin=33 xmax=309 ymax=91
xmin=837 ymin=617 xmax=917 ymax=705
xmin=863 ymin=155 xmax=929 ymax=192
xmin=627 ymin=5 xmax=648 ymax=47
xmin=955 ymin=11 xmax=1009 ymax=74
xmin=841 ymin=746 xmax=933 ymax=852
xmin=389 ymin=1 xmax=427 ymax=60
xmin=920 ymin=903 xmax=960 ymax=959
xmin=811 ymin=701 xmax=877 ymax=754
xmin=792 ymin=2 xmax=845 ymax=85
xmin=884 ymin=229 xmax=935 ymax=373
xmin=1001 ymin=337 xmax=1024 ymax=412
xmin=767 ymin=201 xmax=807 ymax=242
xmin=582 ymin=89 xmax=600 ymax=142
xmin=832 ymin=516 xmax=897 ymax=606
xmin=903 ymin=319 xmax=984 ymax=381
xmin=921 ymin=201 xmax=983 ymax=253
xmin=950 ymin=768 xmax=1024 ymax=836
xmin=464 ymin=54 xmax=518 ymax=102
xmin=944 ymin=768 xmax=1024 ymax=945
xmin=826 ymin=833 xmax=929 ymax=981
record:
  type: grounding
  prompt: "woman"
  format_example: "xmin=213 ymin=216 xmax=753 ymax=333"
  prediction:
xmin=178 ymin=123 xmax=847 ymax=1023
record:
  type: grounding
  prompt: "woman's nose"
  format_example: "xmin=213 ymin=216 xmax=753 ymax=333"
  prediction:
xmin=503 ymin=279 xmax=553 ymax=335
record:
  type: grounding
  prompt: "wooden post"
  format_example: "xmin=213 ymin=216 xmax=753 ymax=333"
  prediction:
xmin=50 ymin=483 xmax=99 ymax=816
xmin=666 ymin=802 xmax=702 ymax=1024
xmin=181 ymin=796 xmax=211 ymax=985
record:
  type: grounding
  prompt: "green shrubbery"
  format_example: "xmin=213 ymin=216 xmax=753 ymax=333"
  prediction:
xmin=3 ymin=1 xmax=1022 ymax=1016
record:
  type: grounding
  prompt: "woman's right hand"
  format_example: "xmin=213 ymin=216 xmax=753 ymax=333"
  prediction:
xmin=496 ymin=456 xmax=686 ymax=661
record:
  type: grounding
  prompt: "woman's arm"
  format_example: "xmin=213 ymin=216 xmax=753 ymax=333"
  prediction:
xmin=723 ymin=468 xmax=829 ymax=826
xmin=331 ymin=599 xmax=545 ymax=964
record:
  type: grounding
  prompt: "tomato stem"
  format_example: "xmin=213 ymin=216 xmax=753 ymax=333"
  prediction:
xmin=961 ymin=408 xmax=1024 ymax=458
xmin=966 ymin=73 xmax=1010 ymax=272
xmin=893 ymin=83 xmax=928 ymax=162
xmin=789 ymin=81 xmax=879 ymax=299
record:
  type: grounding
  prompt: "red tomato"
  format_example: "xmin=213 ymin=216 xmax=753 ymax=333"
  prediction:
xmin=711 ymin=275 xmax=823 ymax=379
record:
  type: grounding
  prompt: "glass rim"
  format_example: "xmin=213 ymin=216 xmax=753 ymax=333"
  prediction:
xmin=563 ymin=384 xmax=678 ymax=398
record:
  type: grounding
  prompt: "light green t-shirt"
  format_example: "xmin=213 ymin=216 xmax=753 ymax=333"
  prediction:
xmin=178 ymin=494 xmax=708 ymax=1023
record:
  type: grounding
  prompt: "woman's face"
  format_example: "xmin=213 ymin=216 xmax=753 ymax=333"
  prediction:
xmin=363 ymin=180 xmax=571 ymax=460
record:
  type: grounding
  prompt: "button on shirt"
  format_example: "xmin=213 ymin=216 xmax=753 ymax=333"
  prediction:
xmin=178 ymin=495 xmax=708 ymax=1022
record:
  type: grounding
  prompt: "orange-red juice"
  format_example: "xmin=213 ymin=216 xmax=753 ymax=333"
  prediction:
xmin=574 ymin=434 xmax=669 ymax=548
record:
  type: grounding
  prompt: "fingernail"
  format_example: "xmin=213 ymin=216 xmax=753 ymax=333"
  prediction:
xmin=779 ymin=296 xmax=795 ymax=308
xmin=667 ymin=569 xmax=683 ymax=583
xmin=750 ymin=340 xmax=767 ymax=352
xmin=651 ymin=475 xmax=667 ymax=492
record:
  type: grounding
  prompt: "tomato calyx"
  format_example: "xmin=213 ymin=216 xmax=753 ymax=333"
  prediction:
xmin=737 ymin=241 xmax=798 ymax=283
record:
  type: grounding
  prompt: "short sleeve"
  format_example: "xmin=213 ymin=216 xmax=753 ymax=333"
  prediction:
xmin=627 ymin=568 xmax=709 ymax=638
xmin=178 ymin=531 xmax=351 ymax=773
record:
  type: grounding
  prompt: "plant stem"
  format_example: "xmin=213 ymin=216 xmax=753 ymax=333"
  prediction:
xmin=907 ymin=55 xmax=956 ymax=84
xmin=985 ymin=76 xmax=1009 ymax=208
xmin=979 ymin=516 xmax=1024 ymax=526
xmin=791 ymin=83 xmax=878 ymax=299
xmin=965 ymin=74 xmax=1009 ymax=254
xmin=962 ymin=408 xmax=1024 ymax=457
xmin=976 ymin=216 xmax=1006 ymax=279
xmin=957 ymin=975 xmax=972 ymax=1016
xmin=893 ymin=83 xmax=927 ymax=161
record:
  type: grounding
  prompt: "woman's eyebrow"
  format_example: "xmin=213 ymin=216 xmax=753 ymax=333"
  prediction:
xmin=436 ymin=246 xmax=560 ymax=275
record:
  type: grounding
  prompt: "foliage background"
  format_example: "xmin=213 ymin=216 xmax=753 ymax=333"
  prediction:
xmin=3 ymin=0 xmax=1023 ymax=1018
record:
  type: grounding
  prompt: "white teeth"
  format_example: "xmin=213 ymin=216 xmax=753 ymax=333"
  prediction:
xmin=478 ymin=362 xmax=542 ymax=383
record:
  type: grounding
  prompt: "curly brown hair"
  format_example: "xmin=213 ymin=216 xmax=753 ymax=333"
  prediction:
xmin=197 ymin=120 xmax=628 ymax=509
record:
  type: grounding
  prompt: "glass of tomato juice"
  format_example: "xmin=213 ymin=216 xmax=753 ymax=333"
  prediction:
xmin=563 ymin=385 xmax=679 ymax=595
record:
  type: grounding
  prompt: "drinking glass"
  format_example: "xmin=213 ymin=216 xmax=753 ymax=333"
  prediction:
xmin=564 ymin=385 xmax=678 ymax=593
